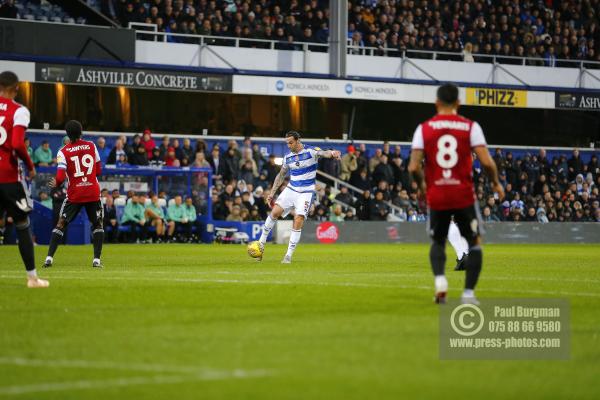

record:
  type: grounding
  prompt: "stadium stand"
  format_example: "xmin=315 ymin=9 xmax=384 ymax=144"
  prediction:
xmin=79 ymin=0 xmax=600 ymax=67
xmin=22 ymin=132 xmax=600 ymax=233
xmin=1 ymin=0 xmax=83 ymax=24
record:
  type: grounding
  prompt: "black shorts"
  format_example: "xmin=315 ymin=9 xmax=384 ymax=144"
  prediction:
xmin=0 ymin=181 xmax=33 ymax=221
xmin=427 ymin=203 xmax=484 ymax=243
xmin=58 ymin=199 xmax=104 ymax=227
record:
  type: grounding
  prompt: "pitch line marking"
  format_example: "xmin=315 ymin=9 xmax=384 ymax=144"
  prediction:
xmin=0 ymin=274 xmax=599 ymax=297
xmin=0 ymin=357 xmax=272 ymax=396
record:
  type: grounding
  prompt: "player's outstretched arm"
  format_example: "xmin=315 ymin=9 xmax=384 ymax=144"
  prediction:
xmin=474 ymin=146 xmax=505 ymax=201
xmin=316 ymin=149 xmax=341 ymax=159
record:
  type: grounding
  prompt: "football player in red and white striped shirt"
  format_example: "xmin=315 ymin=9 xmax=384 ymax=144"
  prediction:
xmin=408 ymin=83 xmax=504 ymax=305
xmin=0 ymin=71 xmax=48 ymax=288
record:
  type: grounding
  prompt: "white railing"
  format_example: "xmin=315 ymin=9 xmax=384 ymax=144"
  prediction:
xmin=130 ymin=23 xmax=600 ymax=71
xmin=130 ymin=22 xmax=328 ymax=52
xmin=316 ymin=170 xmax=406 ymax=218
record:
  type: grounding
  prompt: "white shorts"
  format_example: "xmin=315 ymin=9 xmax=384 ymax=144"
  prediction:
xmin=275 ymin=187 xmax=314 ymax=218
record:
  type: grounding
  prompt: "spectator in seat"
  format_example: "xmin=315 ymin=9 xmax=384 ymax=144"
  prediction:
xmin=96 ymin=137 xmax=110 ymax=164
xmin=192 ymin=151 xmax=211 ymax=168
xmin=159 ymin=136 xmax=171 ymax=159
xmin=167 ymin=195 xmax=190 ymax=242
xmin=350 ymin=168 xmax=370 ymax=192
xmin=239 ymin=148 xmax=258 ymax=179
xmin=33 ymin=141 xmax=55 ymax=166
xmin=149 ymin=148 xmax=164 ymax=167
xmin=0 ymin=0 xmax=17 ymax=19
xmin=355 ymin=190 xmax=371 ymax=221
xmin=130 ymin=144 xmax=149 ymax=166
xmin=208 ymin=146 xmax=223 ymax=181
xmin=335 ymin=185 xmax=353 ymax=207
xmin=165 ymin=147 xmax=180 ymax=167
xmin=369 ymin=190 xmax=389 ymax=221
xmin=340 ymin=145 xmax=358 ymax=181
xmin=463 ymin=42 xmax=474 ymax=62
xmin=103 ymin=195 xmax=119 ymax=243
xmin=372 ymin=154 xmax=394 ymax=186
xmin=226 ymin=205 xmax=243 ymax=221
xmin=568 ymin=149 xmax=584 ymax=181
xmin=24 ymin=137 xmax=33 ymax=158
xmin=222 ymin=146 xmax=240 ymax=182
xmin=368 ymin=148 xmax=383 ymax=173
xmin=39 ymin=191 xmax=52 ymax=209
xmin=329 ymin=204 xmax=345 ymax=222
xmin=145 ymin=194 xmax=166 ymax=243
xmin=141 ymin=129 xmax=156 ymax=160
xmin=183 ymin=197 xmax=198 ymax=242
xmin=181 ymin=138 xmax=195 ymax=163
xmin=107 ymin=138 xmax=126 ymax=165
xmin=120 ymin=194 xmax=148 ymax=243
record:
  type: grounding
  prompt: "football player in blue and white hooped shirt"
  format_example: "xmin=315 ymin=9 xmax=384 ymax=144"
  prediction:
xmin=258 ymin=131 xmax=341 ymax=263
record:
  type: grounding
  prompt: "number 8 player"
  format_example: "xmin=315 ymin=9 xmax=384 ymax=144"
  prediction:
xmin=408 ymin=84 xmax=504 ymax=305
xmin=44 ymin=120 xmax=104 ymax=269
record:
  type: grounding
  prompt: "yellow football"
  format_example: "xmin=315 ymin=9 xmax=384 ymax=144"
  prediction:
xmin=247 ymin=241 xmax=263 ymax=258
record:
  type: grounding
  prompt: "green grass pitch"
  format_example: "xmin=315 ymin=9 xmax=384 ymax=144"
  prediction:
xmin=0 ymin=243 xmax=599 ymax=399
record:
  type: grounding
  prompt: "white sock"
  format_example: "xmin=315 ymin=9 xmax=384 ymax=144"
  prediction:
xmin=259 ymin=215 xmax=276 ymax=245
xmin=434 ymin=275 xmax=448 ymax=293
xmin=463 ymin=289 xmax=475 ymax=298
xmin=448 ymin=222 xmax=469 ymax=259
xmin=285 ymin=229 xmax=302 ymax=258
xmin=27 ymin=269 xmax=38 ymax=278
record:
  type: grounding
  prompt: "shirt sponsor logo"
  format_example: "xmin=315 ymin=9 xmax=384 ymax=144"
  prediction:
xmin=466 ymin=88 xmax=527 ymax=107
xmin=316 ymin=222 xmax=339 ymax=244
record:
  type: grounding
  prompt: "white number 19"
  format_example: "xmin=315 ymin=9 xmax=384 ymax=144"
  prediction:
xmin=71 ymin=154 xmax=95 ymax=177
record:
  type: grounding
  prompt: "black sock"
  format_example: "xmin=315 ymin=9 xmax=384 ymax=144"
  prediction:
xmin=16 ymin=221 xmax=35 ymax=272
xmin=48 ymin=228 xmax=64 ymax=258
xmin=429 ymin=241 xmax=446 ymax=276
xmin=92 ymin=229 xmax=104 ymax=259
xmin=465 ymin=246 xmax=483 ymax=290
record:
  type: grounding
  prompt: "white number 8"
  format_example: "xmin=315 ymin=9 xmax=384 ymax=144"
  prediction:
xmin=436 ymin=134 xmax=458 ymax=169
xmin=0 ymin=116 xmax=7 ymax=146
xmin=71 ymin=154 xmax=95 ymax=177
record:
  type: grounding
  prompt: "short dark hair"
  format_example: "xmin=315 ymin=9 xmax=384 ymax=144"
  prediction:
xmin=65 ymin=120 xmax=83 ymax=142
xmin=285 ymin=130 xmax=301 ymax=140
xmin=0 ymin=71 xmax=19 ymax=89
xmin=436 ymin=83 xmax=459 ymax=105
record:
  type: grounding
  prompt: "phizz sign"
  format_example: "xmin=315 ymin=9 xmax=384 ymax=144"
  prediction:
xmin=36 ymin=64 xmax=232 ymax=92
xmin=556 ymin=93 xmax=600 ymax=111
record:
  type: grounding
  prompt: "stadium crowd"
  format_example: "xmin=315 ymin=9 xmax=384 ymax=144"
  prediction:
xmin=27 ymin=132 xmax=600 ymax=227
xmin=94 ymin=0 xmax=600 ymax=66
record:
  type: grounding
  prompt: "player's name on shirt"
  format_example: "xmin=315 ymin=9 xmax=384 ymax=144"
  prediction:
xmin=427 ymin=120 xmax=470 ymax=131
xmin=63 ymin=144 xmax=92 ymax=153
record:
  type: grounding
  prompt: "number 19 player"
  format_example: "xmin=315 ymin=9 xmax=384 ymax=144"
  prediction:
xmin=44 ymin=120 xmax=104 ymax=269
xmin=408 ymin=84 xmax=504 ymax=305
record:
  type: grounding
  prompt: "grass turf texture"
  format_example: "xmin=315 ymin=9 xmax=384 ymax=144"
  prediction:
xmin=0 ymin=243 xmax=599 ymax=400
